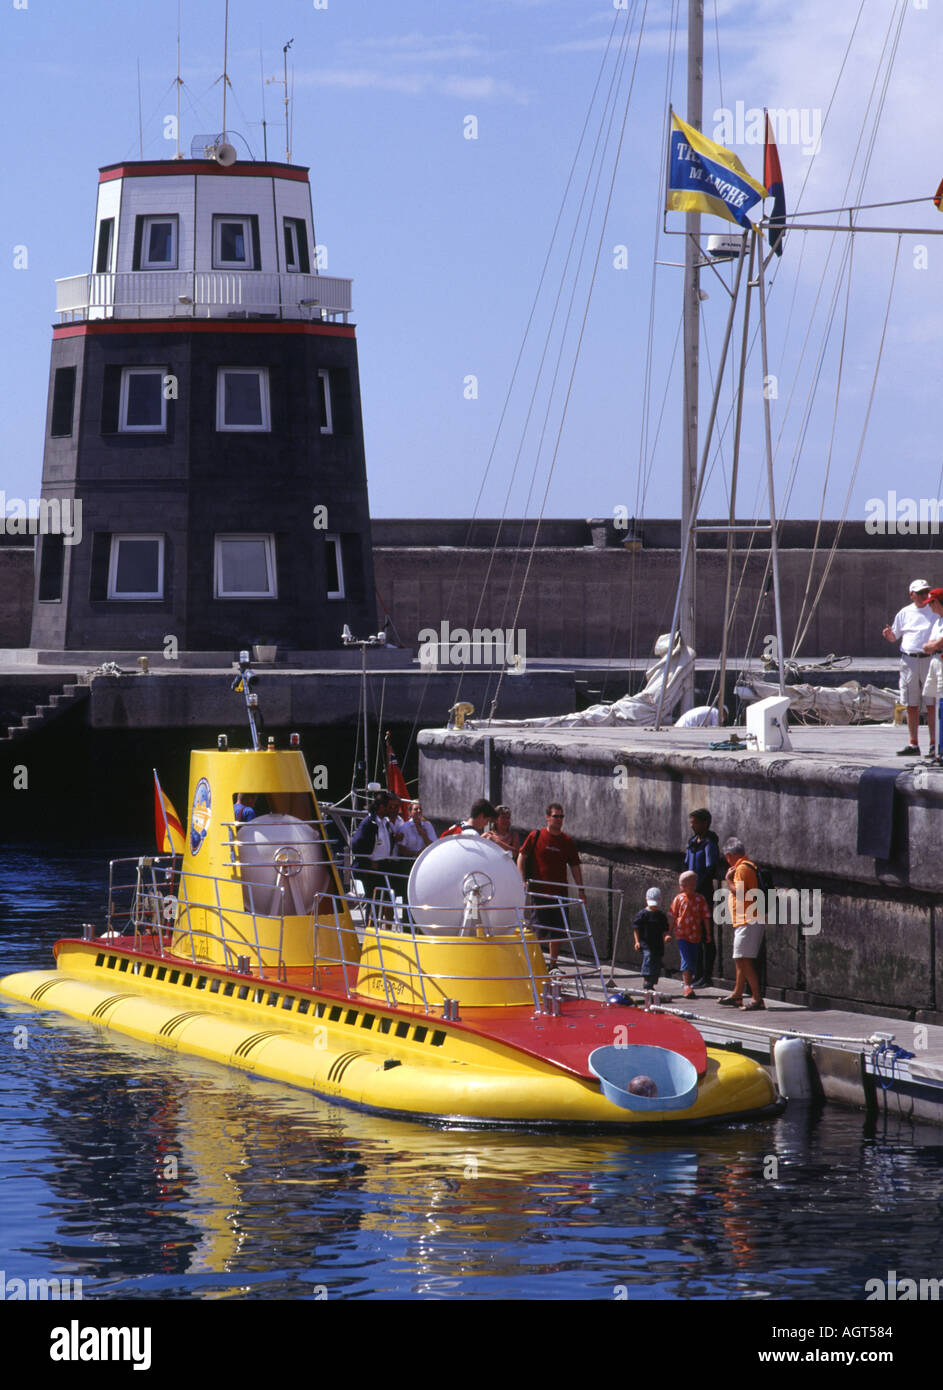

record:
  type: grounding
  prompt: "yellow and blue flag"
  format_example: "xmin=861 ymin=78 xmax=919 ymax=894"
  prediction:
xmin=667 ymin=112 xmax=767 ymax=228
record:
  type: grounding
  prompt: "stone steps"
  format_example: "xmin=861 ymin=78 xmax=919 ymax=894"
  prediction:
xmin=0 ymin=679 xmax=89 ymax=745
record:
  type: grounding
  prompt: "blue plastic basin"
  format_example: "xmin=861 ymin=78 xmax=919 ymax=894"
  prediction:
xmin=588 ymin=1044 xmax=700 ymax=1113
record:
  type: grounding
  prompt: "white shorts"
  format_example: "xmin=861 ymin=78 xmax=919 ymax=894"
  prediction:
xmin=733 ymin=922 xmax=764 ymax=959
xmin=900 ymin=654 xmax=931 ymax=710
xmin=922 ymin=656 xmax=943 ymax=703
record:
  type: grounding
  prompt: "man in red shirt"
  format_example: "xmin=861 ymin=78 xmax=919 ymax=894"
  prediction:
xmin=517 ymin=803 xmax=585 ymax=967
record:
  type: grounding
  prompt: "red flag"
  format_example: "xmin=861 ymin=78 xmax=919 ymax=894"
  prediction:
xmin=153 ymin=769 xmax=185 ymax=855
xmin=934 ymin=177 xmax=943 ymax=212
xmin=384 ymin=731 xmax=409 ymax=803
xmin=764 ymin=113 xmax=786 ymax=256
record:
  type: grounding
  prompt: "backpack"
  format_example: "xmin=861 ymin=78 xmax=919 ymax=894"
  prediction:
xmin=743 ymin=859 xmax=775 ymax=893
xmin=520 ymin=828 xmax=546 ymax=882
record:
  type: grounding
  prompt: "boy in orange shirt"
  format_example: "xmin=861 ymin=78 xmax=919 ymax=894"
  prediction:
xmin=669 ymin=870 xmax=712 ymax=1000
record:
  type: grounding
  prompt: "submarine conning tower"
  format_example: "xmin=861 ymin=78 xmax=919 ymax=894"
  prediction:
xmin=31 ymin=152 xmax=377 ymax=653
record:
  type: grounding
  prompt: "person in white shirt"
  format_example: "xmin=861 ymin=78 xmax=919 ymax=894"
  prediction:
xmin=883 ymin=579 xmax=936 ymax=756
xmin=397 ymin=801 xmax=437 ymax=861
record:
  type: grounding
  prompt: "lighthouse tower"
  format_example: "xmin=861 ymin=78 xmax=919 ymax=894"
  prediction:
xmin=30 ymin=143 xmax=376 ymax=655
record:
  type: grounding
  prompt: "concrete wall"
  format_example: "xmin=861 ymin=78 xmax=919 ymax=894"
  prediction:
xmin=10 ymin=511 xmax=943 ymax=658
xmin=418 ymin=727 xmax=943 ymax=1025
xmin=0 ymin=549 xmax=33 ymax=646
xmin=375 ymin=543 xmax=940 ymax=660
xmin=81 ymin=667 xmax=575 ymax=730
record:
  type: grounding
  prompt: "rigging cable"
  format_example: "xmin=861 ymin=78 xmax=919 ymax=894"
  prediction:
xmin=478 ymin=1 xmax=643 ymax=705
xmin=396 ymin=3 xmax=630 ymax=763
xmin=725 ymin=0 xmax=907 ymax=681
xmin=489 ymin=3 xmax=652 ymax=721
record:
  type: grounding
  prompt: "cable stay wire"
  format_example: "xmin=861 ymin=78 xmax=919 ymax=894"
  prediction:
xmin=488 ymin=2 xmax=652 ymax=721
xmin=396 ymin=3 xmax=632 ymax=761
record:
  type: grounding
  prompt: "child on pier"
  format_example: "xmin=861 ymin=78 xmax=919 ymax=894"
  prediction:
xmin=632 ymin=888 xmax=672 ymax=991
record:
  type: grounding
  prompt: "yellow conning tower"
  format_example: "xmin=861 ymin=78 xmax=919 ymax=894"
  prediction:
xmin=171 ymin=746 xmax=360 ymax=972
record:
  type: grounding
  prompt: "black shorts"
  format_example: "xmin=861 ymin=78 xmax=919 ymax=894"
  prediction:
xmin=531 ymin=895 xmax=569 ymax=940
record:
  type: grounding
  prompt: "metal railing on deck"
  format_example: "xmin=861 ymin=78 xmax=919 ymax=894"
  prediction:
xmin=55 ymin=269 xmax=353 ymax=323
xmin=99 ymin=852 xmax=609 ymax=1014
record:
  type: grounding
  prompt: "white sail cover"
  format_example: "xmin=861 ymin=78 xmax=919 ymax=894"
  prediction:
xmin=737 ymin=677 xmax=898 ymax=724
xmin=489 ymin=633 xmax=696 ymax=729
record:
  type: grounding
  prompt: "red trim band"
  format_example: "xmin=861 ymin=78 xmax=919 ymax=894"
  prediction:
xmin=53 ymin=319 xmax=355 ymax=340
xmin=99 ymin=161 xmax=310 ymax=184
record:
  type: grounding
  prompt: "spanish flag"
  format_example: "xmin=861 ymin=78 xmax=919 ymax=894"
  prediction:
xmin=153 ymin=769 xmax=185 ymax=855
xmin=667 ymin=111 xmax=767 ymax=228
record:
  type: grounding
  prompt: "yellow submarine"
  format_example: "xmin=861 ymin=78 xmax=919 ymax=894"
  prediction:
xmin=0 ymin=657 xmax=779 ymax=1130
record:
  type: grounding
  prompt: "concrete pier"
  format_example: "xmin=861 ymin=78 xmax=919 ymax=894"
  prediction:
xmin=417 ymin=722 xmax=943 ymax=1026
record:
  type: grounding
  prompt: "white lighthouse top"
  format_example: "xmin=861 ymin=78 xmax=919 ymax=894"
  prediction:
xmin=56 ymin=157 xmax=352 ymax=324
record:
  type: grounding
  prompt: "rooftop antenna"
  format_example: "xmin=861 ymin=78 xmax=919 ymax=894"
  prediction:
xmin=265 ymin=37 xmax=293 ymax=163
xmin=290 ymin=62 xmax=295 ymax=164
xmin=283 ymin=38 xmax=294 ymax=163
xmin=259 ymin=41 xmax=268 ymax=161
xmin=216 ymin=0 xmax=232 ymax=139
xmin=137 ymin=58 xmax=144 ymax=159
xmin=174 ymin=0 xmax=184 ymax=159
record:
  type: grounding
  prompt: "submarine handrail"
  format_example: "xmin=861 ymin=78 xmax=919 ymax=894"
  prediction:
xmin=106 ymin=858 xmax=603 ymax=1010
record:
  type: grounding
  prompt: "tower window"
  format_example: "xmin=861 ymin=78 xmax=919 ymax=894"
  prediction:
xmin=217 ymin=368 xmax=270 ymax=431
xmin=213 ymin=216 xmax=253 ymax=269
xmin=138 ymin=216 xmax=178 ymax=270
xmin=214 ymin=535 xmax=277 ymax=599
xmin=108 ymin=535 xmax=165 ymax=600
xmin=51 ymin=367 xmax=77 ymax=437
xmin=119 ymin=369 xmax=167 ymax=432
xmin=325 ymin=535 xmax=345 ymax=600
xmin=317 ymin=369 xmax=333 ymax=435
xmin=283 ymin=218 xmax=310 ymax=273
xmin=95 ymin=218 xmax=115 ymax=275
xmin=37 ymin=534 xmax=65 ymax=602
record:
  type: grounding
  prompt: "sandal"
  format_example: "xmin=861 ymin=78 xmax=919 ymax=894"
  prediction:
xmin=717 ymin=995 xmax=743 ymax=1006
xmin=739 ymin=1001 xmax=766 ymax=1011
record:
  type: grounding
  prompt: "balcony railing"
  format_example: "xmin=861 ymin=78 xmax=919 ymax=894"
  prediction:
xmin=55 ymin=270 xmax=353 ymax=324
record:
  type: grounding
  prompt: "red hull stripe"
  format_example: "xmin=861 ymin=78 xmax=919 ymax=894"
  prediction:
xmin=52 ymin=320 xmax=355 ymax=341
xmin=99 ymin=161 xmax=309 ymax=184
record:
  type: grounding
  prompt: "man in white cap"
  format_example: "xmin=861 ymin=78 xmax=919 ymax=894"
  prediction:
xmin=882 ymin=579 xmax=936 ymax=756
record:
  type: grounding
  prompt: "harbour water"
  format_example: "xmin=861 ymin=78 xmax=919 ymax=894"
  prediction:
xmin=2 ymin=843 xmax=943 ymax=1317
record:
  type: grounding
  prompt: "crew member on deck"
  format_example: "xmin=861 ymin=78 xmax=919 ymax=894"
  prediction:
xmin=233 ymin=793 xmax=258 ymax=823
xmin=397 ymin=801 xmax=437 ymax=862
xmin=441 ymin=799 xmax=498 ymax=837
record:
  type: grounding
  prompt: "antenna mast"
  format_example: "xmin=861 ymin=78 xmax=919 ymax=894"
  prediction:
xmin=137 ymin=58 xmax=144 ymax=159
xmin=283 ymin=38 xmax=294 ymax=163
xmin=220 ymin=0 xmax=231 ymax=138
xmin=259 ymin=44 xmax=268 ymax=160
xmin=175 ymin=0 xmax=183 ymax=159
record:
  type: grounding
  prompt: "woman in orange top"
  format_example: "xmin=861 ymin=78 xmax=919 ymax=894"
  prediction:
xmin=719 ymin=837 xmax=765 ymax=1011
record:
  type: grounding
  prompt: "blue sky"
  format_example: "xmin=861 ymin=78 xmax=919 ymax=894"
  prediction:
xmin=3 ymin=0 xmax=942 ymax=524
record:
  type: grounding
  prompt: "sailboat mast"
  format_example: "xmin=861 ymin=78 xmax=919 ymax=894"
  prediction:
xmin=679 ymin=0 xmax=703 ymax=714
